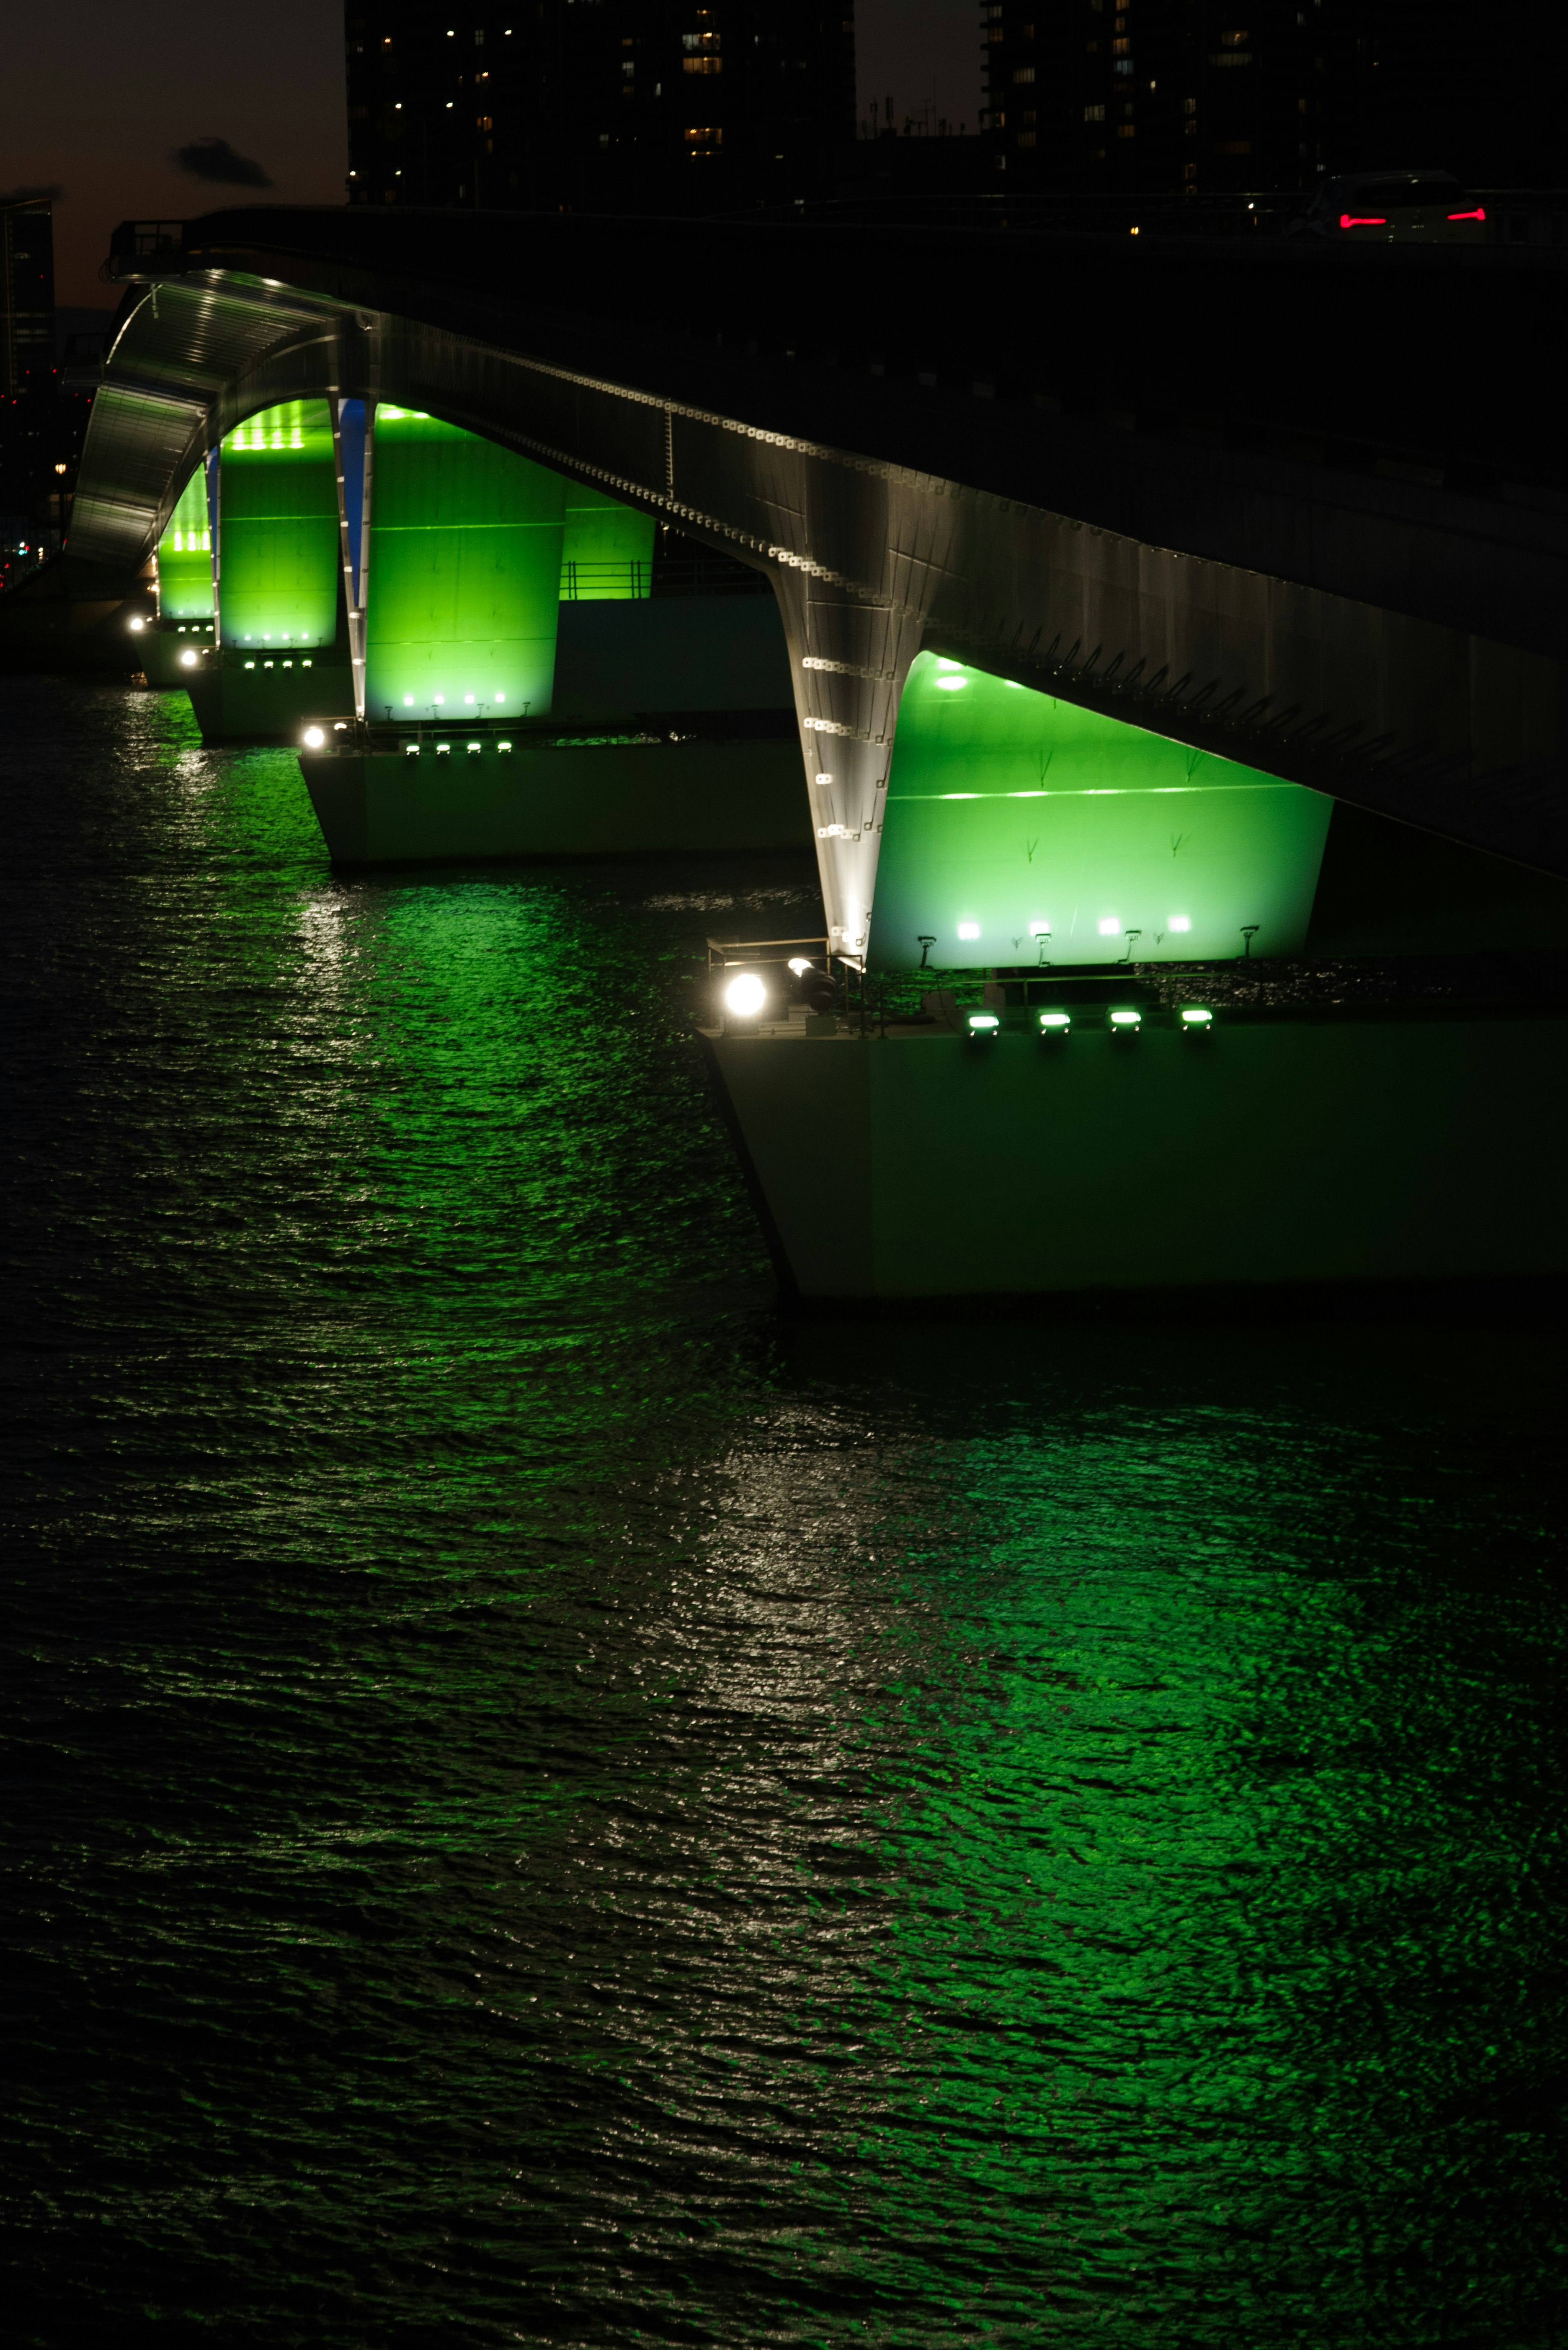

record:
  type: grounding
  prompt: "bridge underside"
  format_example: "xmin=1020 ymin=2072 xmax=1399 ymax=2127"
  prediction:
xmin=67 ymin=213 xmax=1567 ymax=957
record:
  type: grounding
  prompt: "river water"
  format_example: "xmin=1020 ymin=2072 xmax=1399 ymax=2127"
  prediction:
xmin=3 ymin=677 xmax=1566 ymax=2348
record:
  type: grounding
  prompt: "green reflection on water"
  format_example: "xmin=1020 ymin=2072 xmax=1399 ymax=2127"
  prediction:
xmin=5 ymin=682 xmax=1567 ymax=2347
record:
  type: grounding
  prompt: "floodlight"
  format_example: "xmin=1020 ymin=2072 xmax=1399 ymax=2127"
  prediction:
xmin=302 ymin=727 xmax=325 ymax=748
xmin=1038 ymin=1011 xmax=1071 ymax=1031
xmin=724 ymin=973 xmax=767 ymax=1018
xmin=1109 ymin=1009 xmax=1142 ymax=1029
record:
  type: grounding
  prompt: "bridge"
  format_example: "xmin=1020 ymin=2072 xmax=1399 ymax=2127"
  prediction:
xmin=64 ymin=203 xmax=1565 ymax=964
xmin=47 ymin=201 xmax=1568 ymax=1301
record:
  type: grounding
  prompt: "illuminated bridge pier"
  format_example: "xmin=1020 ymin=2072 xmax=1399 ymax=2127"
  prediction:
xmin=121 ymin=385 xmax=800 ymax=858
xmin=67 ymin=205 xmax=1568 ymax=1298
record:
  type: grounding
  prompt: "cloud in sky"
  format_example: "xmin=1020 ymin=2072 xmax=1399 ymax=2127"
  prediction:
xmin=171 ymin=137 xmax=272 ymax=188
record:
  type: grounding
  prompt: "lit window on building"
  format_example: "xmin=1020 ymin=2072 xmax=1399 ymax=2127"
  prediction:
xmin=1011 ymin=65 xmax=1035 ymax=81
xmin=683 ymin=55 xmax=722 ymax=73
xmin=1084 ymin=103 xmax=1106 ymax=119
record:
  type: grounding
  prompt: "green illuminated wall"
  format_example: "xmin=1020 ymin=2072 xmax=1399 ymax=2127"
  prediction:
xmin=156 ymin=465 xmax=213 ymax=621
xmin=560 ymin=481 xmax=654 ymax=601
xmin=218 ymin=401 xmax=339 ymax=649
xmin=867 ymin=654 xmax=1334 ymax=969
xmin=364 ymin=407 xmax=566 ymax=721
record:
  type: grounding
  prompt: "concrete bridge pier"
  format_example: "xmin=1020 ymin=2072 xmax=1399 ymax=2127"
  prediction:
xmin=765 ymin=466 xmax=958 ymax=965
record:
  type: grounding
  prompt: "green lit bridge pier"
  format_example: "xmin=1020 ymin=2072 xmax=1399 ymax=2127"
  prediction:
xmin=132 ymin=392 xmax=802 ymax=858
xmin=66 ymin=205 xmax=1568 ymax=1303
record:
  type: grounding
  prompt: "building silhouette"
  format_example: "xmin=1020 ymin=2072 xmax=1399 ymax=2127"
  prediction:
xmin=981 ymin=0 xmax=1566 ymax=196
xmin=345 ymin=0 xmax=856 ymax=214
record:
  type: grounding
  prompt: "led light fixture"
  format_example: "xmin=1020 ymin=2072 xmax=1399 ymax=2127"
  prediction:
xmin=787 ymin=957 xmax=812 ymax=975
xmin=1038 ymin=1010 xmax=1071 ymax=1031
xmin=967 ymin=1012 xmax=1000 ymax=1034
xmin=127 ymin=617 xmax=144 ymax=632
xmin=180 ymin=649 xmax=198 ymax=667
xmin=436 ymin=742 xmax=451 ymax=758
xmin=497 ymin=741 xmax=512 ymax=754
xmin=1109 ymin=1008 xmax=1142 ymax=1028
xmin=1180 ymin=1006 xmax=1214 ymax=1026
xmin=957 ymin=921 xmax=981 ymax=940
xmin=724 ymin=973 xmax=767 ymax=1019
xmin=405 ymin=744 xmax=420 ymax=758
xmin=466 ymin=740 xmax=482 ymax=756
xmin=302 ymin=726 xmax=325 ymax=747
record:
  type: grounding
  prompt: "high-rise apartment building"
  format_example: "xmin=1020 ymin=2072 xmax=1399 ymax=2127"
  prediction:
xmin=2 ymin=196 xmax=78 ymax=563
xmin=982 ymin=2 xmax=1566 ymax=196
xmin=345 ymin=1 xmax=856 ymax=215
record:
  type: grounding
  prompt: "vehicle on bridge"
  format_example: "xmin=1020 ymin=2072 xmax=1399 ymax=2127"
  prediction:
xmin=1287 ymin=172 xmax=1486 ymax=243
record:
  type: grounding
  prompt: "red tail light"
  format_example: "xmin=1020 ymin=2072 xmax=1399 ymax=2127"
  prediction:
xmin=1339 ymin=214 xmax=1386 ymax=228
xmin=1447 ymin=207 xmax=1486 ymax=222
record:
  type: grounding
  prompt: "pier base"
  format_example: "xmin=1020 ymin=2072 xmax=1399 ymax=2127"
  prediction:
xmin=704 ymin=1007 xmax=1568 ymax=1303
xmin=300 ymin=732 xmax=807 ymax=864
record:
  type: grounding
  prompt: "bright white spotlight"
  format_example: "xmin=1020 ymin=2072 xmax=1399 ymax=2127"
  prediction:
xmin=179 ymin=649 xmax=198 ymax=667
xmin=302 ymin=726 xmax=325 ymax=748
xmin=724 ymin=973 xmax=766 ymax=1018
xmin=787 ymin=957 xmax=812 ymax=975
xmin=1098 ymin=917 xmax=1120 ymax=937
xmin=127 ymin=617 xmax=145 ymax=632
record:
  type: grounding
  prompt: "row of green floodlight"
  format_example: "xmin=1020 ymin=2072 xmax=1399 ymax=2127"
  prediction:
xmin=967 ymin=1006 xmax=1215 ymax=1037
